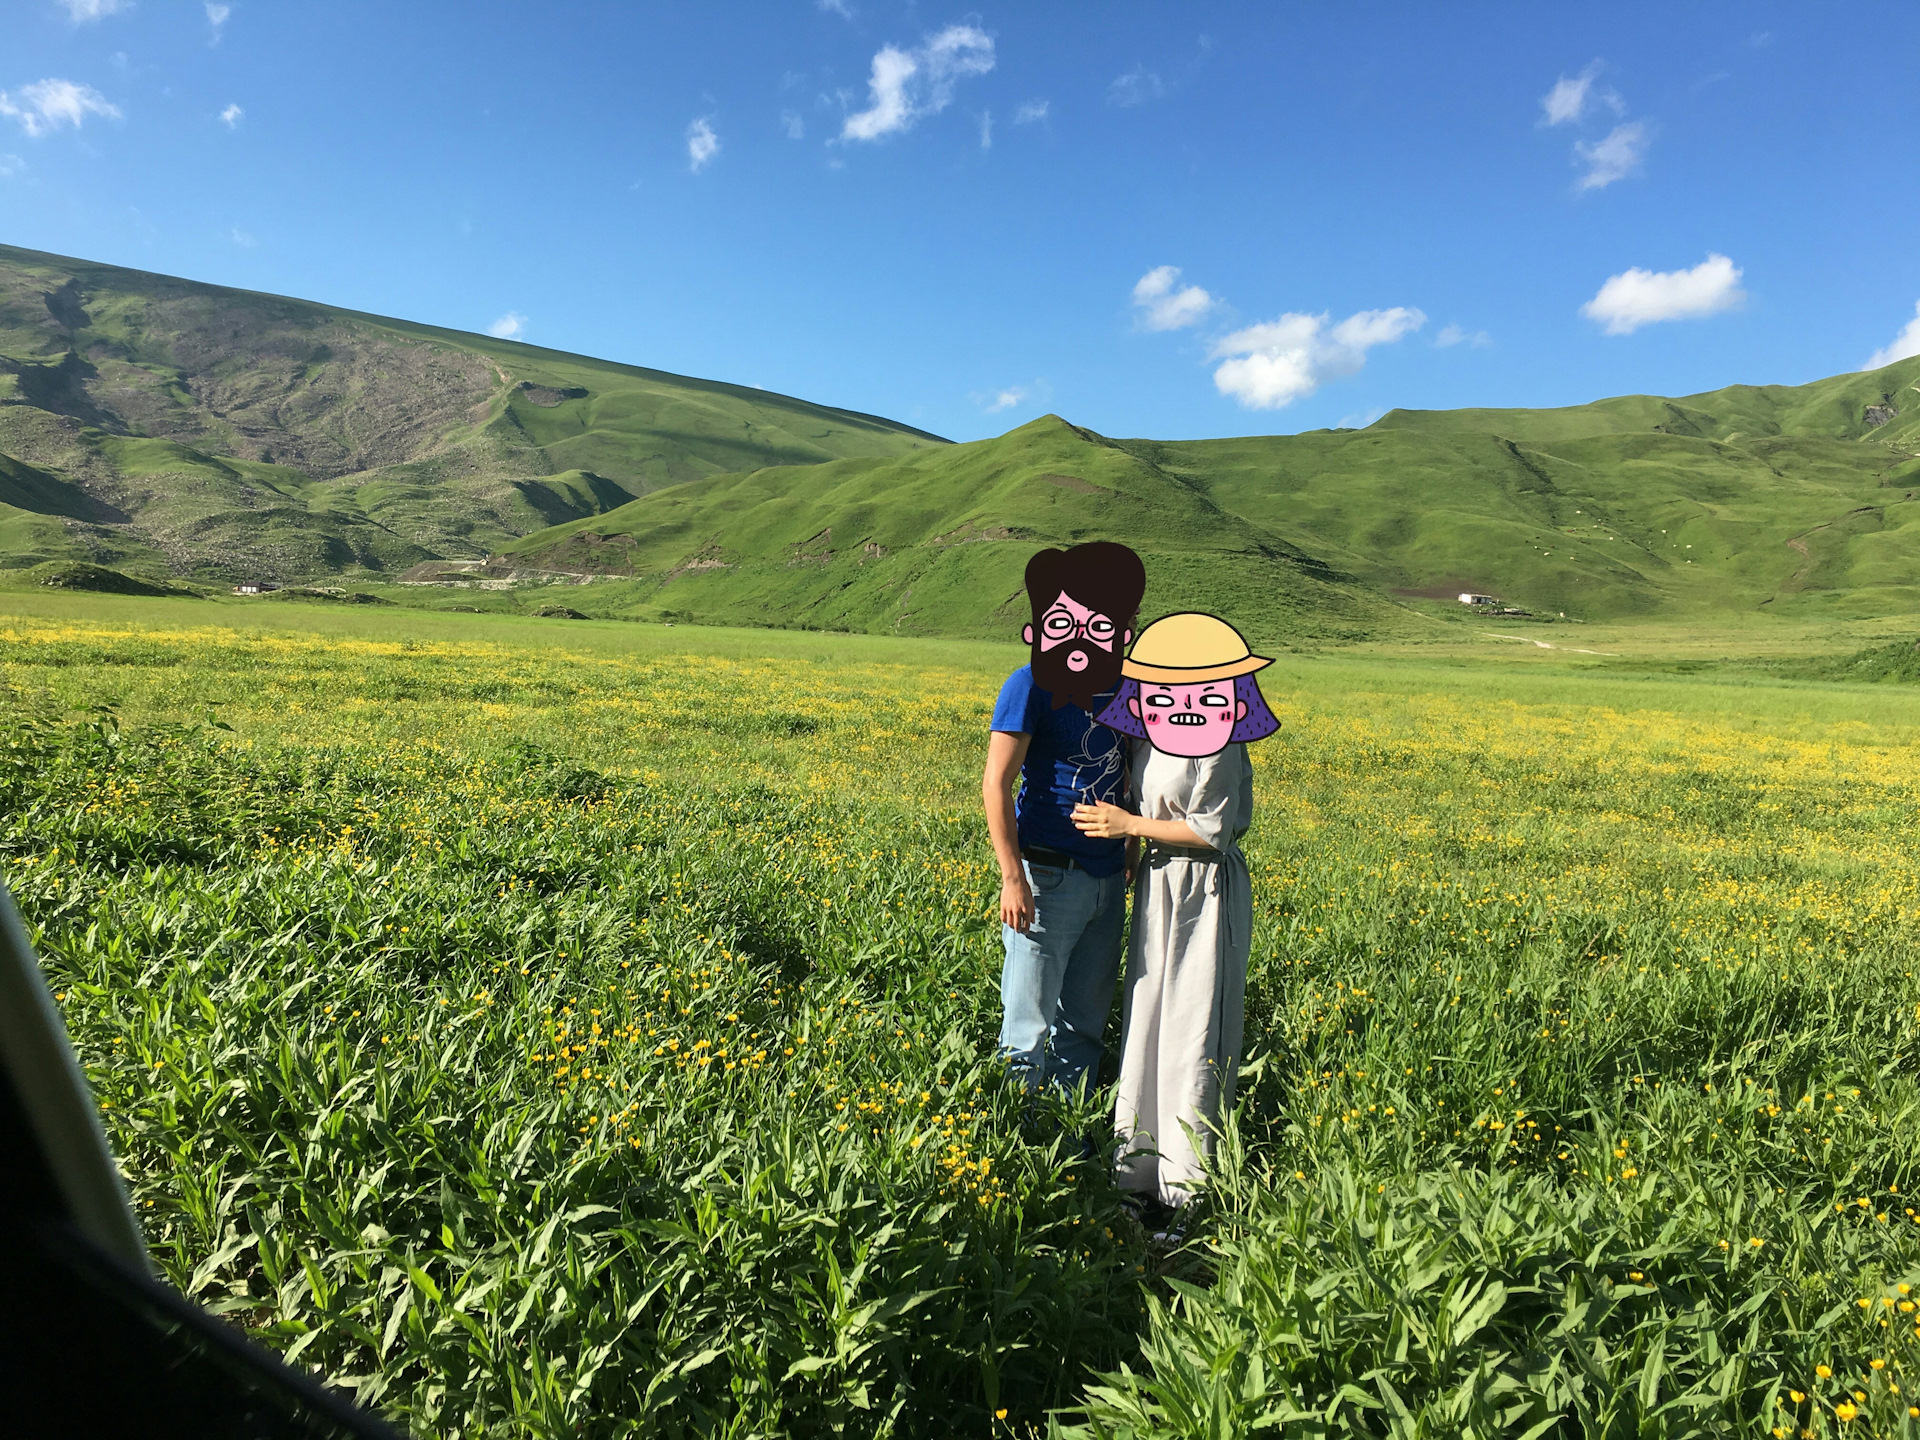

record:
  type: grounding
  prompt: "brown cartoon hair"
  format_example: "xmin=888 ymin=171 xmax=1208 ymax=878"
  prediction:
xmin=1023 ymin=541 xmax=1146 ymax=630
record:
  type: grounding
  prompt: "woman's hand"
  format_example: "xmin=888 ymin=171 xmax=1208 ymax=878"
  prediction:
xmin=1071 ymin=801 xmax=1134 ymax=840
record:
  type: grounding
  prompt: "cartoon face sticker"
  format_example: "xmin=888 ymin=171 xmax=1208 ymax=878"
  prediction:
xmin=1019 ymin=542 xmax=1147 ymax=711
xmin=1025 ymin=592 xmax=1130 ymax=709
xmin=1034 ymin=592 xmax=1120 ymax=655
xmin=1127 ymin=679 xmax=1247 ymax=758
xmin=1092 ymin=612 xmax=1282 ymax=755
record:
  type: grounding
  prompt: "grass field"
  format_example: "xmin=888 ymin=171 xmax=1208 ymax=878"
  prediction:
xmin=6 ymin=594 xmax=1920 ymax=1437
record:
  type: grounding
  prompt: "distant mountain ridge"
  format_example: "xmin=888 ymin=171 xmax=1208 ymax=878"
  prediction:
xmin=0 ymin=243 xmax=944 ymax=582
xmin=500 ymin=363 xmax=1920 ymax=641
xmin=7 ymin=242 xmax=1920 ymax=642
xmin=495 ymin=413 xmax=1399 ymax=641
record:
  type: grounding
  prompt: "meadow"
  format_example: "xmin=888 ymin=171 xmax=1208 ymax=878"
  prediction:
xmin=6 ymin=593 xmax=1920 ymax=1437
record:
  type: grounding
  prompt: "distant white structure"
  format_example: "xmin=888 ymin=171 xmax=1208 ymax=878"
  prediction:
xmin=1458 ymin=593 xmax=1498 ymax=607
xmin=233 ymin=581 xmax=276 ymax=595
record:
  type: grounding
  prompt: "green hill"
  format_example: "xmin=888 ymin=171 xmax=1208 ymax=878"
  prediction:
xmin=0 ymin=243 xmax=944 ymax=583
xmin=495 ymin=414 xmax=1400 ymax=642
xmin=499 ymin=361 xmax=1920 ymax=641
xmin=11 ymin=239 xmax=1919 ymax=641
xmin=1137 ymin=363 xmax=1920 ymax=622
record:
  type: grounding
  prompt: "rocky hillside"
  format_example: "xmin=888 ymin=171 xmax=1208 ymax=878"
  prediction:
xmin=0 ymin=244 xmax=944 ymax=583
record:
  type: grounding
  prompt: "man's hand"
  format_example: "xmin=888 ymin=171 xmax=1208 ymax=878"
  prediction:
xmin=984 ymin=730 xmax=1033 ymax=929
xmin=1000 ymin=872 xmax=1035 ymax=933
xmin=1071 ymin=801 xmax=1134 ymax=840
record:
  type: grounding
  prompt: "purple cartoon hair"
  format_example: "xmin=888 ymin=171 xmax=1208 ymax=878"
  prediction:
xmin=1094 ymin=673 xmax=1281 ymax=745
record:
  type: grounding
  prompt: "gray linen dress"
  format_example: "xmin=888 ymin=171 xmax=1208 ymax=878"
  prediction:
xmin=1113 ymin=739 xmax=1255 ymax=1208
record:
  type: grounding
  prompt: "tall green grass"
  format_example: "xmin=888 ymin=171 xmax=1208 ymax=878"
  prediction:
xmin=6 ymin=607 xmax=1920 ymax=1436
xmin=2 ymin=710 xmax=1144 ymax=1434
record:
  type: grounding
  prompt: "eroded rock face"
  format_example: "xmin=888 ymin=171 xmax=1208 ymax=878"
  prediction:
xmin=0 ymin=243 xmax=943 ymax=585
xmin=3 ymin=267 xmax=498 ymax=477
xmin=517 ymin=382 xmax=589 ymax=408
xmin=43 ymin=279 xmax=89 ymax=333
xmin=0 ymin=263 xmax=521 ymax=580
xmin=1865 ymin=403 xmax=1899 ymax=429
xmin=157 ymin=303 xmax=497 ymax=477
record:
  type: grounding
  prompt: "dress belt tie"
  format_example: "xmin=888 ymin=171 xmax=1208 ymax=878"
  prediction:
xmin=1144 ymin=841 xmax=1220 ymax=864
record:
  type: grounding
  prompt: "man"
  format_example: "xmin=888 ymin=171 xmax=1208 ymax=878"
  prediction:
xmin=983 ymin=540 xmax=1147 ymax=1094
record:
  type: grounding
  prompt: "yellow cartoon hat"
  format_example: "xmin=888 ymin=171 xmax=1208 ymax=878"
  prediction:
xmin=1122 ymin=612 xmax=1273 ymax=683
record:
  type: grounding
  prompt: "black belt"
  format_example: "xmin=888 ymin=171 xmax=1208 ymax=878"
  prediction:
xmin=1145 ymin=841 xmax=1222 ymax=864
xmin=1020 ymin=845 xmax=1081 ymax=872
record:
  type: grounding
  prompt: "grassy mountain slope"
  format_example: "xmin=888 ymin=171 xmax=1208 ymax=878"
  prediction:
xmin=1372 ymin=363 xmax=1920 ymax=444
xmin=498 ymin=414 xmax=1399 ymax=644
xmin=1166 ymin=360 xmax=1920 ymax=621
xmin=501 ymin=358 xmax=1920 ymax=640
xmin=0 ymin=243 xmax=943 ymax=582
xmin=13 ymin=239 xmax=1918 ymax=641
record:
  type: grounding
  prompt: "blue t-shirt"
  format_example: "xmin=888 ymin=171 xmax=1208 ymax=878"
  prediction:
xmin=990 ymin=665 xmax=1128 ymax=878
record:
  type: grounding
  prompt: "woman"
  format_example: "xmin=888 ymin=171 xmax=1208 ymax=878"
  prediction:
xmin=1071 ymin=612 xmax=1279 ymax=1218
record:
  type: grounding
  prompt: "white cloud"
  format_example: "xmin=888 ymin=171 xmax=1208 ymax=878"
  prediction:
xmin=1574 ymin=120 xmax=1650 ymax=191
xmin=843 ymin=47 xmax=915 ymax=140
xmin=973 ymin=379 xmax=1050 ymax=413
xmin=1541 ymin=61 xmax=1647 ymax=194
xmin=1435 ymin=323 xmax=1491 ymax=349
xmin=1108 ymin=67 xmax=1164 ymax=107
xmin=1539 ymin=61 xmax=1620 ymax=127
xmin=1336 ymin=407 xmax=1387 ymax=430
xmin=0 ymin=154 xmax=22 ymax=178
xmin=840 ymin=24 xmax=994 ymax=143
xmin=977 ymin=110 xmax=992 ymax=150
xmin=1209 ymin=306 xmax=1425 ymax=410
xmin=205 ymin=2 xmax=229 ymax=39
xmin=1864 ymin=301 xmax=1920 ymax=370
xmin=488 ymin=312 xmax=527 ymax=340
xmin=218 ymin=102 xmax=242 ymax=129
xmin=1013 ymin=99 xmax=1048 ymax=125
xmin=0 ymin=79 xmax=121 ymax=137
xmin=229 ymin=227 xmax=254 ymax=247
xmin=59 ymin=0 xmax=131 ymax=21
xmin=1539 ymin=72 xmax=1589 ymax=126
xmin=1131 ymin=265 xmax=1215 ymax=332
xmin=781 ymin=109 xmax=804 ymax=140
xmin=818 ymin=0 xmax=852 ymax=15
xmin=1581 ymin=253 xmax=1744 ymax=335
xmin=687 ymin=116 xmax=719 ymax=172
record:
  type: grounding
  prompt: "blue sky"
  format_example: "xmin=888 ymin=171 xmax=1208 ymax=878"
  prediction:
xmin=6 ymin=1 xmax=1920 ymax=443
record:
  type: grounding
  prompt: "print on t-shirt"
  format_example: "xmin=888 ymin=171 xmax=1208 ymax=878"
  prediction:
xmin=1060 ymin=703 xmax=1125 ymax=805
xmin=990 ymin=665 xmax=1129 ymax=878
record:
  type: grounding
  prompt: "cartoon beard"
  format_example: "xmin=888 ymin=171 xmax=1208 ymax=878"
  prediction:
xmin=1032 ymin=640 xmax=1125 ymax=711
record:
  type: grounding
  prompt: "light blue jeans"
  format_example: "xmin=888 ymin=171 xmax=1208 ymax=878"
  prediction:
xmin=998 ymin=858 xmax=1128 ymax=1095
